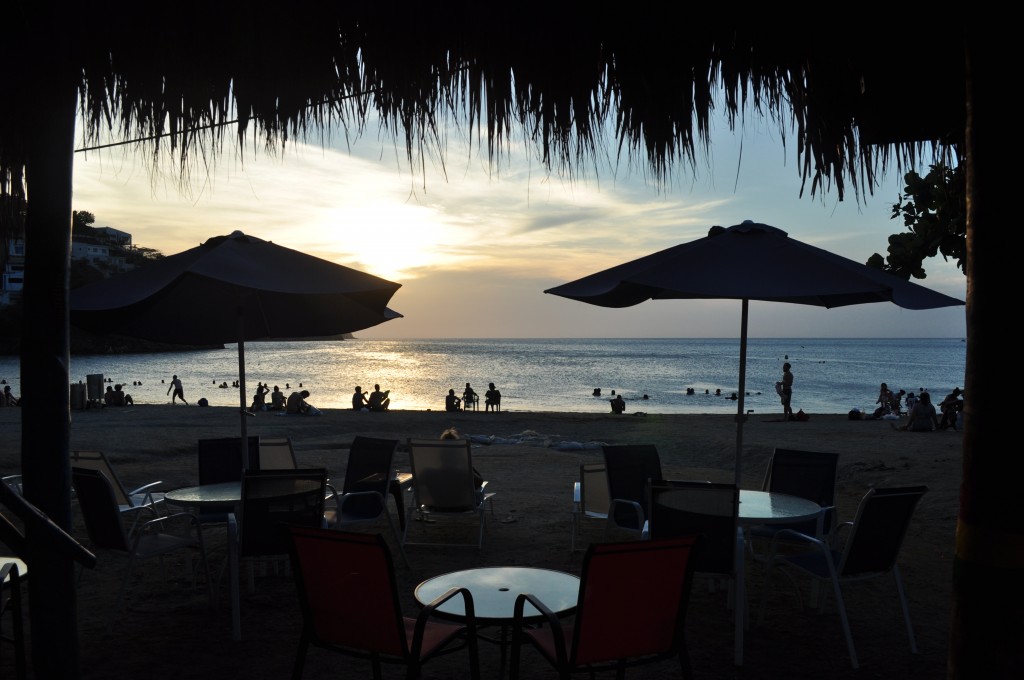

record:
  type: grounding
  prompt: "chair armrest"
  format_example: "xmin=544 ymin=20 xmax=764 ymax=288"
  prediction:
xmin=828 ymin=518 xmax=853 ymax=549
xmin=513 ymin=592 xmax=565 ymax=662
xmin=412 ymin=586 xmax=477 ymax=659
xmin=140 ymin=511 xmax=201 ymax=533
xmin=126 ymin=480 xmax=163 ymax=497
xmin=0 ymin=561 xmax=18 ymax=585
xmin=763 ymin=527 xmax=826 ymax=567
xmin=335 ymin=490 xmax=387 ymax=513
xmin=606 ymin=498 xmax=645 ymax=533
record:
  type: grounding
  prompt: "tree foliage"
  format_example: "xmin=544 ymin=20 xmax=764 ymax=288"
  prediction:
xmin=866 ymin=164 xmax=966 ymax=280
xmin=72 ymin=210 xmax=95 ymax=230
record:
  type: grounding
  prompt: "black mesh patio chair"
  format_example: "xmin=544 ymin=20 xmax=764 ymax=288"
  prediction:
xmin=757 ymin=485 xmax=928 ymax=669
xmin=601 ymin=444 xmax=662 ymax=533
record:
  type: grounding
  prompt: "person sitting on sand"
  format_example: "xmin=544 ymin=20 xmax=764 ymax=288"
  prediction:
xmin=896 ymin=391 xmax=940 ymax=431
xmin=287 ymin=389 xmax=320 ymax=415
xmin=112 ymin=384 xmax=133 ymax=406
xmin=609 ymin=394 xmax=626 ymax=414
xmin=270 ymin=385 xmax=286 ymax=411
xmin=938 ymin=387 xmax=964 ymax=430
xmin=871 ymin=382 xmax=894 ymax=419
xmin=367 ymin=384 xmax=391 ymax=411
xmin=352 ymin=385 xmax=368 ymax=411
xmin=104 ymin=385 xmax=115 ymax=406
xmin=250 ymin=382 xmax=269 ymax=412
xmin=445 ymin=389 xmax=462 ymax=412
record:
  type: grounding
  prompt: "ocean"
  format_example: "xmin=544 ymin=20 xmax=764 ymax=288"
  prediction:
xmin=0 ymin=338 xmax=966 ymax=416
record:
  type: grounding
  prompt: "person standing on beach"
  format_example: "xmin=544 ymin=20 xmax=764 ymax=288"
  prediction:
xmin=167 ymin=374 xmax=188 ymax=405
xmin=779 ymin=362 xmax=794 ymax=420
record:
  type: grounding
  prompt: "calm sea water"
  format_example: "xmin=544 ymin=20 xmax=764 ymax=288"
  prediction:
xmin=0 ymin=338 xmax=965 ymax=415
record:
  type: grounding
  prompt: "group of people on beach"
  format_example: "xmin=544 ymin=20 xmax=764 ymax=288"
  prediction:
xmin=446 ymin=382 xmax=500 ymax=412
xmin=352 ymin=384 xmax=391 ymax=412
xmin=861 ymin=380 xmax=964 ymax=432
xmin=891 ymin=386 xmax=963 ymax=432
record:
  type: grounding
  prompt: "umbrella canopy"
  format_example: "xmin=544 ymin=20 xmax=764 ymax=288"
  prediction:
xmin=545 ymin=220 xmax=964 ymax=486
xmin=70 ymin=231 xmax=402 ymax=344
xmin=70 ymin=230 xmax=402 ymax=454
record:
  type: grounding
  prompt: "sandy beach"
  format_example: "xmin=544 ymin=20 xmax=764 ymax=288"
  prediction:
xmin=0 ymin=405 xmax=961 ymax=679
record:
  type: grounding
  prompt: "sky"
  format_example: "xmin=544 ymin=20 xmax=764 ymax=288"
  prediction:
xmin=71 ymin=110 xmax=967 ymax=340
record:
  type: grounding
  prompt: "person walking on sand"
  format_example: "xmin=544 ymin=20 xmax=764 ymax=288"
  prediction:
xmin=778 ymin=362 xmax=794 ymax=421
xmin=167 ymin=374 xmax=188 ymax=405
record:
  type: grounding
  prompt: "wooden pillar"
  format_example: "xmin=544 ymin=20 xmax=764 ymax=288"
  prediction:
xmin=20 ymin=40 xmax=80 ymax=680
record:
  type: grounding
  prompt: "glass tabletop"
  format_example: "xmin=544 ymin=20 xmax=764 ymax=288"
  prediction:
xmin=415 ymin=566 xmax=580 ymax=624
xmin=738 ymin=489 xmax=821 ymax=525
xmin=164 ymin=482 xmax=241 ymax=506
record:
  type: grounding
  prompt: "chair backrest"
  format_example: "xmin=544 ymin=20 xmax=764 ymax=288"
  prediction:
xmin=601 ymin=445 xmax=663 ymax=530
xmin=71 ymin=467 xmax=130 ymax=552
xmin=198 ymin=437 xmax=260 ymax=484
xmin=762 ymin=448 xmax=839 ymax=535
xmin=257 ymin=437 xmax=298 ymax=470
xmin=341 ymin=436 xmax=399 ymax=516
xmin=287 ymin=526 xmax=408 ymax=657
xmin=839 ymin=486 xmax=928 ymax=577
xmin=71 ymin=451 xmax=131 ymax=507
xmin=579 ymin=463 xmax=609 ymax=517
xmin=648 ymin=480 xmax=739 ymax=575
xmin=407 ymin=439 xmax=478 ymax=511
xmin=571 ymin=536 xmax=699 ymax=666
xmin=239 ymin=468 xmax=327 ymax=558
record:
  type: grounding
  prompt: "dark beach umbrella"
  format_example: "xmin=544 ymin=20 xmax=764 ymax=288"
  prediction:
xmin=71 ymin=230 xmax=402 ymax=454
xmin=545 ymin=220 xmax=964 ymax=487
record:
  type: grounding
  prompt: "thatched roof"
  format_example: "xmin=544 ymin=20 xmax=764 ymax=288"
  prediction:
xmin=2 ymin=12 xmax=965 ymax=221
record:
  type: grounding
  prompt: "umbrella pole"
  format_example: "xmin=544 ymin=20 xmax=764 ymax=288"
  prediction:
xmin=734 ymin=299 xmax=749 ymax=488
xmin=238 ymin=313 xmax=250 ymax=469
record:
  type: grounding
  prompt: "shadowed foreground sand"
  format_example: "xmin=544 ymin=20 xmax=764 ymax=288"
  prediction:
xmin=0 ymin=405 xmax=960 ymax=679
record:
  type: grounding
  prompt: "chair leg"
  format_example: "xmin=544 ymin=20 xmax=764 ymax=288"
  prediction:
xmin=5 ymin=574 xmax=25 ymax=680
xmin=384 ymin=513 xmax=410 ymax=568
xmin=115 ymin=554 xmax=137 ymax=613
xmin=892 ymin=566 xmax=918 ymax=654
xmin=570 ymin=513 xmax=577 ymax=553
xmin=291 ymin=637 xmax=308 ymax=680
xmin=827 ymin=577 xmax=859 ymax=669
